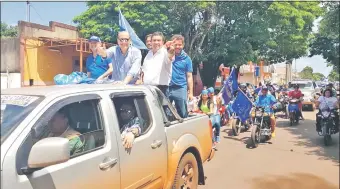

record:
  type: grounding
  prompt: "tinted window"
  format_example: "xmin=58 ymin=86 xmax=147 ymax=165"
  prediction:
xmin=1 ymin=95 xmax=44 ymax=144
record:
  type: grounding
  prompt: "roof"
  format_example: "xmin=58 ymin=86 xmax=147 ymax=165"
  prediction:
xmin=1 ymin=84 xmax=149 ymax=97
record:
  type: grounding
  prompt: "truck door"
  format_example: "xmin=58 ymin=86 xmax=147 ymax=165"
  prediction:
xmin=109 ymin=91 xmax=168 ymax=189
xmin=2 ymin=94 xmax=121 ymax=189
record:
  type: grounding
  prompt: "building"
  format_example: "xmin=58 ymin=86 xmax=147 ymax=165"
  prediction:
xmin=1 ymin=20 xmax=114 ymax=89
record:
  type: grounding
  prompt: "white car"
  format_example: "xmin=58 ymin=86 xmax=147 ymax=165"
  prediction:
xmin=289 ymin=80 xmax=321 ymax=111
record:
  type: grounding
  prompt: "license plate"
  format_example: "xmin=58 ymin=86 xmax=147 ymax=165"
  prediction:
xmin=260 ymin=129 xmax=271 ymax=135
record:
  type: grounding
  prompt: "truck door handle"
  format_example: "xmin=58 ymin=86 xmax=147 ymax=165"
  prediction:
xmin=99 ymin=157 xmax=118 ymax=171
xmin=151 ymin=140 xmax=163 ymax=149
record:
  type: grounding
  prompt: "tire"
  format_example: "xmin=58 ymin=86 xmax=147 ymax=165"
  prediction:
xmin=231 ymin=118 xmax=240 ymax=136
xmin=172 ymin=153 xmax=199 ymax=189
xmin=251 ymin=125 xmax=260 ymax=148
xmin=324 ymin=135 xmax=332 ymax=146
xmin=289 ymin=112 xmax=294 ymax=126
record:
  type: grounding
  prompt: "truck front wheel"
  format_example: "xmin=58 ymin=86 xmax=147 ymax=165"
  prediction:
xmin=172 ymin=153 xmax=199 ymax=189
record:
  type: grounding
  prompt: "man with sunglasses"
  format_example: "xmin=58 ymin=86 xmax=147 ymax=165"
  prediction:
xmin=97 ymin=31 xmax=142 ymax=84
xmin=142 ymin=32 xmax=175 ymax=96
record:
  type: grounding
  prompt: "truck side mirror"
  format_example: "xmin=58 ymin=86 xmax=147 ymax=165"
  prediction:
xmin=25 ymin=137 xmax=70 ymax=173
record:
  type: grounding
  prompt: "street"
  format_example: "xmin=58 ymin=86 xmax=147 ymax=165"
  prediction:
xmin=200 ymin=111 xmax=339 ymax=189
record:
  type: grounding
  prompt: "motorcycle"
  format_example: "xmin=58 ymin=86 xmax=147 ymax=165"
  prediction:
xmin=317 ymin=108 xmax=339 ymax=146
xmin=273 ymin=94 xmax=289 ymax=118
xmin=228 ymin=102 xmax=251 ymax=136
xmin=250 ymin=106 xmax=272 ymax=148
xmin=288 ymin=98 xmax=300 ymax=126
xmin=219 ymin=105 xmax=228 ymax=126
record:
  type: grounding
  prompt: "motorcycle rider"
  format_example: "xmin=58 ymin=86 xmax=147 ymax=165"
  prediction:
xmin=240 ymin=83 xmax=253 ymax=100
xmin=254 ymin=86 xmax=277 ymax=137
xmin=288 ymin=84 xmax=304 ymax=120
xmin=325 ymin=83 xmax=337 ymax=97
xmin=315 ymin=88 xmax=339 ymax=133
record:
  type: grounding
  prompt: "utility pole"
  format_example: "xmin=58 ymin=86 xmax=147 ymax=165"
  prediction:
xmin=26 ymin=1 xmax=30 ymax=22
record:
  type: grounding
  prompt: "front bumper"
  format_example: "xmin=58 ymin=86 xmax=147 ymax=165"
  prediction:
xmin=207 ymin=148 xmax=216 ymax=162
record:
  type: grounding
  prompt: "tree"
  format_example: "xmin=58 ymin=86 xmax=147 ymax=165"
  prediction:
xmin=328 ymin=70 xmax=339 ymax=82
xmin=1 ymin=22 xmax=18 ymax=38
xmin=299 ymin=66 xmax=314 ymax=80
xmin=312 ymin=72 xmax=325 ymax=81
xmin=310 ymin=2 xmax=339 ymax=72
xmin=73 ymin=2 xmax=324 ymax=86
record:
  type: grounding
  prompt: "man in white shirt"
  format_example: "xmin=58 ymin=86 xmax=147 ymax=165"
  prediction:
xmin=142 ymin=32 xmax=175 ymax=95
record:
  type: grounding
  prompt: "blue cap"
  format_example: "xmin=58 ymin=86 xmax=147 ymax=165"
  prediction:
xmin=207 ymin=87 xmax=214 ymax=94
xmin=201 ymin=90 xmax=208 ymax=95
xmin=89 ymin=36 xmax=101 ymax=43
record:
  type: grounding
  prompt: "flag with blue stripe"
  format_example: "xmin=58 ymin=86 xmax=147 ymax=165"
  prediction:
xmin=118 ymin=9 xmax=148 ymax=50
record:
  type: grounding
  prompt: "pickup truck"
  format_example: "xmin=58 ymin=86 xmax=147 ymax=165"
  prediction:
xmin=1 ymin=84 xmax=215 ymax=189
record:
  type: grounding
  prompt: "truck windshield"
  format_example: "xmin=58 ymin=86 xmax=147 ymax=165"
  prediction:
xmin=1 ymin=95 xmax=44 ymax=144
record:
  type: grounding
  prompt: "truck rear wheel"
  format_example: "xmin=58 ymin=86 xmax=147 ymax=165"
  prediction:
xmin=172 ymin=153 xmax=199 ymax=189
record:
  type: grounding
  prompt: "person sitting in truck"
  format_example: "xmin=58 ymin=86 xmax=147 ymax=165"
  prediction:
xmin=118 ymin=102 xmax=143 ymax=149
xmin=86 ymin=36 xmax=113 ymax=80
xmin=47 ymin=109 xmax=84 ymax=156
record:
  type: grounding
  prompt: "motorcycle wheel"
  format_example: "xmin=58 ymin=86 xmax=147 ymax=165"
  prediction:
xmin=324 ymin=135 xmax=332 ymax=146
xmin=231 ymin=118 xmax=241 ymax=136
xmin=289 ymin=114 xmax=293 ymax=126
xmin=251 ymin=125 xmax=260 ymax=148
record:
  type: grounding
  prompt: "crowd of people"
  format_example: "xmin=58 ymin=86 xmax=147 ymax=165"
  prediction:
xmin=86 ymin=31 xmax=194 ymax=119
xmin=83 ymin=30 xmax=339 ymax=149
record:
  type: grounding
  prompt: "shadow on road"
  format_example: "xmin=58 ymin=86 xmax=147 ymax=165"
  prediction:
xmin=250 ymin=173 xmax=338 ymax=189
xmin=277 ymin=115 xmax=339 ymax=166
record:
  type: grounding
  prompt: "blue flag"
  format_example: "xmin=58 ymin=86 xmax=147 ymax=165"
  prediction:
xmin=118 ymin=9 xmax=148 ymax=50
xmin=231 ymin=90 xmax=253 ymax=122
xmin=222 ymin=67 xmax=238 ymax=105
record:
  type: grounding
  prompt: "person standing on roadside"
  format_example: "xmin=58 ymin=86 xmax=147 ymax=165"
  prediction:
xmin=168 ymin=34 xmax=193 ymax=118
xmin=97 ymin=31 xmax=142 ymax=84
xmin=142 ymin=32 xmax=175 ymax=95
xmin=86 ymin=36 xmax=113 ymax=80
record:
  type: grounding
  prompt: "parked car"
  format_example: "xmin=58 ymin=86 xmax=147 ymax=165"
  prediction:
xmin=288 ymin=79 xmax=321 ymax=111
xmin=1 ymin=84 xmax=215 ymax=189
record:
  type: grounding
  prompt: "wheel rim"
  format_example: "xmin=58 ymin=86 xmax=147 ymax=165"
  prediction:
xmin=179 ymin=163 xmax=195 ymax=189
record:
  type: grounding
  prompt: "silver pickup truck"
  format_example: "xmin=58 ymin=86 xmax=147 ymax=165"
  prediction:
xmin=1 ymin=84 xmax=214 ymax=189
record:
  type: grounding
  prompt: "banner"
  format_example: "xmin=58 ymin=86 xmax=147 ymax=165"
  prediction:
xmin=221 ymin=67 xmax=238 ymax=105
xmin=118 ymin=9 xmax=148 ymax=50
xmin=231 ymin=89 xmax=253 ymax=122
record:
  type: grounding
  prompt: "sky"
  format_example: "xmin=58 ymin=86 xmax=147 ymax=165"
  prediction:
xmin=1 ymin=2 xmax=333 ymax=76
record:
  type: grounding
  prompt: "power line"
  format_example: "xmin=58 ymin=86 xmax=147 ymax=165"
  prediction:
xmin=30 ymin=3 xmax=45 ymax=23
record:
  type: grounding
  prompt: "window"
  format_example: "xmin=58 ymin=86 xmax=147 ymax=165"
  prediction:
xmin=16 ymin=99 xmax=105 ymax=174
xmin=1 ymin=95 xmax=44 ymax=144
xmin=112 ymin=96 xmax=151 ymax=136
xmin=154 ymin=88 xmax=178 ymax=122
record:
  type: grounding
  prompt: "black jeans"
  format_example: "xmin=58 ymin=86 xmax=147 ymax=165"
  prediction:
xmin=316 ymin=110 xmax=339 ymax=132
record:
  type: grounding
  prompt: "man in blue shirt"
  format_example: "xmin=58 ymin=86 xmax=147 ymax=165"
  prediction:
xmin=254 ymin=86 xmax=277 ymax=137
xmin=97 ymin=31 xmax=142 ymax=84
xmin=86 ymin=36 xmax=113 ymax=80
xmin=168 ymin=34 xmax=193 ymax=118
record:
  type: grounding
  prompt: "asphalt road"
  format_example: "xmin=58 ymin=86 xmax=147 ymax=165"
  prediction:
xmin=200 ymin=111 xmax=339 ymax=189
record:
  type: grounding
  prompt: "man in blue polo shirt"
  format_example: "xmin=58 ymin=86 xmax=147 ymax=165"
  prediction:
xmin=86 ymin=36 xmax=113 ymax=80
xmin=169 ymin=34 xmax=193 ymax=118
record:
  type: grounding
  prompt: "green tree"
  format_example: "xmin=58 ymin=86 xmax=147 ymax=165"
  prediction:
xmin=299 ymin=66 xmax=314 ymax=80
xmin=312 ymin=72 xmax=325 ymax=81
xmin=1 ymin=22 xmax=18 ymax=38
xmin=328 ymin=70 xmax=339 ymax=82
xmin=310 ymin=2 xmax=339 ymax=73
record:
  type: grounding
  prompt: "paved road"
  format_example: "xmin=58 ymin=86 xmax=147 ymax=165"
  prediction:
xmin=200 ymin=111 xmax=339 ymax=189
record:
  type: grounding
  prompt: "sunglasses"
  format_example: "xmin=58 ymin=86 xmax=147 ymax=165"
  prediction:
xmin=120 ymin=108 xmax=132 ymax=114
xmin=119 ymin=38 xmax=130 ymax=42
